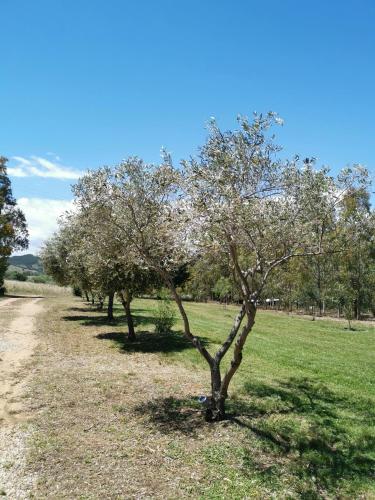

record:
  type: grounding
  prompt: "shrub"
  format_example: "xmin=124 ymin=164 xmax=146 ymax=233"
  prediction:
xmin=13 ymin=271 xmax=27 ymax=281
xmin=72 ymin=285 xmax=82 ymax=297
xmin=29 ymin=275 xmax=49 ymax=284
xmin=154 ymin=290 xmax=176 ymax=335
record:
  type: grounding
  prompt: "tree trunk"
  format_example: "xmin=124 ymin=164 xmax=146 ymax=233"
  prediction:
xmin=203 ymin=302 xmax=256 ymax=422
xmin=156 ymin=257 xmax=254 ymax=422
xmin=124 ymin=299 xmax=136 ymax=341
xmin=205 ymin=362 xmax=226 ymax=421
xmin=318 ymin=299 xmax=323 ymax=317
xmin=98 ymin=296 xmax=104 ymax=310
xmin=91 ymin=293 xmax=95 ymax=305
xmin=355 ymin=299 xmax=360 ymax=320
xmin=84 ymin=290 xmax=90 ymax=302
xmin=107 ymin=291 xmax=114 ymax=320
xmin=119 ymin=290 xmax=136 ymax=341
xmin=164 ymin=274 xmax=213 ymax=366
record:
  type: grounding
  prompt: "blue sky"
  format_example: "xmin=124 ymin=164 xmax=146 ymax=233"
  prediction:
xmin=1 ymin=0 xmax=374 ymax=252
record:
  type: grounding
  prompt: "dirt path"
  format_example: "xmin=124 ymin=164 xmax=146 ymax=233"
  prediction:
xmin=0 ymin=297 xmax=21 ymax=308
xmin=0 ymin=298 xmax=43 ymax=424
xmin=0 ymin=297 xmax=43 ymax=498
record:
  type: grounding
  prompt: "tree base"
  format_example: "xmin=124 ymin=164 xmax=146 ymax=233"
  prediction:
xmin=205 ymin=408 xmax=226 ymax=422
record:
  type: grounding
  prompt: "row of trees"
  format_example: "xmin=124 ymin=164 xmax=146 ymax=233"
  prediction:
xmin=0 ymin=157 xmax=28 ymax=294
xmin=41 ymin=113 xmax=372 ymax=420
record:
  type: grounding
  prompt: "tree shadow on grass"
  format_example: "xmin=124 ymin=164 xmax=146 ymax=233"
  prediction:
xmin=234 ymin=377 xmax=375 ymax=494
xmin=5 ymin=294 xmax=45 ymax=299
xmin=133 ymin=377 xmax=375 ymax=494
xmin=65 ymin=306 xmax=96 ymax=313
xmin=95 ymin=329 xmax=204 ymax=354
xmin=134 ymin=396 xmax=206 ymax=436
xmin=62 ymin=310 xmax=158 ymax=328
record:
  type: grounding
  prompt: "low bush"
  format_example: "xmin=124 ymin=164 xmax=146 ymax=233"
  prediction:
xmin=154 ymin=290 xmax=176 ymax=335
xmin=29 ymin=275 xmax=49 ymax=284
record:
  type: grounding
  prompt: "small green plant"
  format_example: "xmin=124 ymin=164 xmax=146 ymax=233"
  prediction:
xmin=343 ymin=300 xmax=355 ymax=330
xmin=154 ymin=289 xmax=176 ymax=335
xmin=72 ymin=285 xmax=82 ymax=297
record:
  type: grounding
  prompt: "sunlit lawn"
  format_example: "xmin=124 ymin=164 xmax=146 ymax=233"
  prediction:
xmin=49 ymin=294 xmax=374 ymax=497
xmin=128 ymin=298 xmax=375 ymax=397
xmin=110 ymin=298 xmax=375 ymax=497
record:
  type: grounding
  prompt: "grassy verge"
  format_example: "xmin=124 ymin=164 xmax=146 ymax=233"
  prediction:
xmin=4 ymin=279 xmax=71 ymax=297
xmin=26 ymin=296 xmax=375 ymax=498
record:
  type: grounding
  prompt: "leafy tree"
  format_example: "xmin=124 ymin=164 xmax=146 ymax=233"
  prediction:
xmin=99 ymin=113 xmax=367 ymax=420
xmin=212 ymin=277 xmax=232 ymax=304
xmin=0 ymin=157 xmax=28 ymax=293
xmin=72 ymin=170 xmax=160 ymax=334
xmin=337 ymin=188 xmax=374 ymax=319
xmin=179 ymin=113 xmax=364 ymax=419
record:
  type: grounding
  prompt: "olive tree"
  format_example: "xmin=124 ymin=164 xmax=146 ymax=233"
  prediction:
xmin=41 ymin=217 xmax=95 ymax=303
xmin=104 ymin=113 xmax=368 ymax=420
xmin=72 ymin=169 xmax=160 ymax=335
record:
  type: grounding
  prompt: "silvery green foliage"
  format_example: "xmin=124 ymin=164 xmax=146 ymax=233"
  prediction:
xmin=72 ymin=168 xmax=155 ymax=299
xmin=183 ymin=113 xmax=369 ymax=299
xmin=110 ymin=156 xmax=191 ymax=273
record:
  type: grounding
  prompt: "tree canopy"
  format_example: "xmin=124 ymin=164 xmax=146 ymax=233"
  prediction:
xmin=0 ymin=157 xmax=28 ymax=293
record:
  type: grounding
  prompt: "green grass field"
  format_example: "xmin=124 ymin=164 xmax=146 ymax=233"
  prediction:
xmin=107 ymin=298 xmax=375 ymax=497
xmin=14 ymin=290 xmax=374 ymax=498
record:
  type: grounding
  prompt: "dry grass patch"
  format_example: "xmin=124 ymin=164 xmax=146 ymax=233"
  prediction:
xmin=26 ymin=297 xmax=258 ymax=498
xmin=4 ymin=280 xmax=71 ymax=297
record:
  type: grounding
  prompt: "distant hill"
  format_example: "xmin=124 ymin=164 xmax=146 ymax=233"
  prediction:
xmin=7 ymin=254 xmax=43 ymax=275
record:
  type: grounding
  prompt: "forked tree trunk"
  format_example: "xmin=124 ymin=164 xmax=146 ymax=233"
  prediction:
xmin=155 ymin=258 xmax=256 ymax=422
xmin=165 ymin=266 xmax=256 ymax=421
xmin=206 ymin=305 xmax=256 ymax=421
xmin=107 ymin=291 xmax=115 ymax=320
xmin=119 ymin=290 xmax=136 ymax=341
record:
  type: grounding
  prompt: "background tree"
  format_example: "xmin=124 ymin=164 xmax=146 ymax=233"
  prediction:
xmin=0 ymin=157 xmax=28 ymax=294
xmin=336 ymin=188 xmax=375 ymax=319
xmin=69 ymin=171 xmax=160 ymax=336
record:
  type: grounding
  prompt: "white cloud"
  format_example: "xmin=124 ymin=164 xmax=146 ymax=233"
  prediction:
xmin=8 ymin=155 xmax=83 ymax=180
xmin=15 ymin=198 xmax=74 ymax=254
xmin=6 ymin=166 xmax=28 ymax=177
